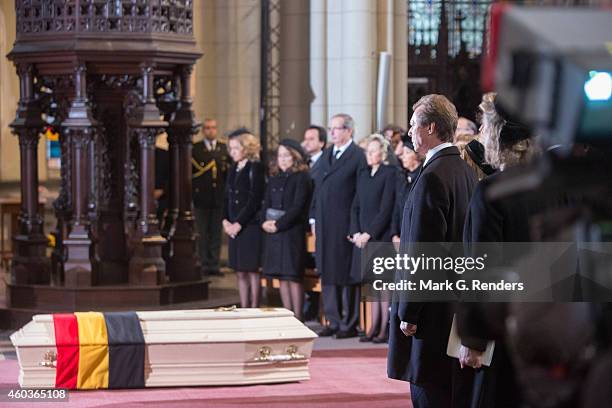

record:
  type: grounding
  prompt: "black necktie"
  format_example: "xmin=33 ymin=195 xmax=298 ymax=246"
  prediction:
xmin=332 ymin=149 xmax=341 ymax=164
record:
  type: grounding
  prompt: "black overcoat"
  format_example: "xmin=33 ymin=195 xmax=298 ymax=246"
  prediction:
xmin=349 ymin=164 xmax=396 ymax=283
xmin=387 ymin=145 xmax=477 ymax=386
xmin=262 ymin=170 xmax=312 ymax=282
xmin=389 ymin=166 xmax=420 ymax=238
xmin=224 ymin=160 xmax=266 ymax=272
xmin=311 ymin=142 xmax=367 ymax=285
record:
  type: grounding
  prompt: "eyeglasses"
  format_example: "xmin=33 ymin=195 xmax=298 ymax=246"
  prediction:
xmin=327 ymin=126 xmax=346 ymax=132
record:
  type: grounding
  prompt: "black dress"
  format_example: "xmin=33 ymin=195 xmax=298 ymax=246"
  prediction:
xmin=224 ymin=161 xmax=266 ymax=272
xmin=262 ymin=170 xmax=312 ymax=282
xmin=349 ymin=164 xmax=396 ymax=284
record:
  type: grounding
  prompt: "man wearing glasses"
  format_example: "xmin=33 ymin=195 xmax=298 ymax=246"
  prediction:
xmin=310 ymin=113 xmax=367 ymax=338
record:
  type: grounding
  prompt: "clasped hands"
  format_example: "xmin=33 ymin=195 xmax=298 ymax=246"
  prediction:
xmin=222 ymin=219 xmax=242 ymax=239
xmin=348 ymin=232 xmax=371 ymax=248
xmin=262 ymin=220 xmax=278 ymax=234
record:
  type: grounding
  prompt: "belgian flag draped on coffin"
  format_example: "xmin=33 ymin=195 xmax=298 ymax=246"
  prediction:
xmin=52 ymin=312 xmax=145 ymax=389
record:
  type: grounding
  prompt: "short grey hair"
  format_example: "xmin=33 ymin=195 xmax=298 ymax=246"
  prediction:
xmin=413 ymin=94 xmax=458 ymax=143
xmin=331 ymin=113 xmax=355 ymax=131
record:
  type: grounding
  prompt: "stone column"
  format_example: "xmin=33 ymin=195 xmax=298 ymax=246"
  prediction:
xmin=62 ymin=63 xmax=97 ymax=287
xmin=128 ymin=64 xmax=168 ymax=285
xmin=309 ymin=0 xmax=328 ymax=128
xmin=279 ymin=0 xmax=311 ymax=140
xmin=376 ymin=0 xmax=409 ymax=128
xmin=165 ymin=65 xmax=201 ymax=282
xmin=392 ymin=0 xmax=408 ymax=127
xmin=311 ymin=0 xmax=378 ymax=138
xmin=9 ymin=63 xmax=49 ymax=284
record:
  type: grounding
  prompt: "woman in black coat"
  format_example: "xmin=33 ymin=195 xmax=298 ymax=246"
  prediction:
xmin=390 ymin=136 xmax=423 ymax=245
xmin=223 ymin=132 xmax=266 ymax=308
xmin=262 ymin=139 xmax=312 ymax=320
xmin=458 ymin=92 xmax=541 ymax=408
xmin=349 ymin=134 xmax=396 ymax=343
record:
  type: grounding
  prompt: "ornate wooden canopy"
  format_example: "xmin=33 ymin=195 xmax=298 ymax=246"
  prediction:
xmin=6 ymin=0 xmax=208 ymax=312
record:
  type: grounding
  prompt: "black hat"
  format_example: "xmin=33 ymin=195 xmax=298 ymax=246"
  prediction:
xmin=401 ymin=132 xmax=415 ymax=151
xmin=494 ymin=99 xmax=532 ymax=145
xmin=465 ymin=139 xmax=496 ymax=176
xmin=227 ymin=127 xmax=251 ymax=139
xmin=500 ymin=121 xmax=531 ymax=146
xmin=279 ymin=138 xmax=307 ymax=161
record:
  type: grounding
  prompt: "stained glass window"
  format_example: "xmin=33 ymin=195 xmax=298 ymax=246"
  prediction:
xmin=408 ymin=0 xmax=492 ymax=59
xmin=408 ymin=0 xmax=443 ymax=59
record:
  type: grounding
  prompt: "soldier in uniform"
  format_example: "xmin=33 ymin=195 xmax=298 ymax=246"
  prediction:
xmin=192 ymin=118 xmax=231 ymax=276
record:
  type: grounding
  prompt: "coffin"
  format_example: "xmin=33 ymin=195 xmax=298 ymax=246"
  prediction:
xmin=10 ymin=307 xmax=317 ymax=389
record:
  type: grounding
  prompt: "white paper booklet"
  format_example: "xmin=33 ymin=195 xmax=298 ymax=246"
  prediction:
xmin=446 ymin=314 xmax=495 ymax=367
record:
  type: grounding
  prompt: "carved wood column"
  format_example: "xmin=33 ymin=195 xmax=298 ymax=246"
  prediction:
xmin=165 ymin=65 xmax=202 ymax=282
xmin=128 ymin=63 xmax=168 ymax=285
xmin=9 ymin=64 xmax=49 ymax=284
xmin=62 ymin=63 xmax=98 ymax=287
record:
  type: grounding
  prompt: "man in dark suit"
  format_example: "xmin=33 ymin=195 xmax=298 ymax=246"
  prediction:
xmin=387 ymin=95 xmax=477 ymax=407
xmin=302 ymin=125 xmax=327 ymax=321
xmin=303 ymin=125 xmax=326 ymax=183
xmin=192 ymin=118 xmax=231 ymax=276
xmin=310 ymin=114 xmax=367 ymax=338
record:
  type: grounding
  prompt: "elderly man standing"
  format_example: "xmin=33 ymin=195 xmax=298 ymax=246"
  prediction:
xmin=387 ymin=95 xmax=477 ymax=408
xmin=310 ymin=113 xmax=367 ymax=338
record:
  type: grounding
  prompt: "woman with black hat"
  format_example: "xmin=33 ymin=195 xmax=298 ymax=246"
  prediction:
xmin=261 ymin=139 xmax=312 ymax=320
xmin=390 ymin=134 xmax=423 ymax=246
xmin=456 ymin=92 xmax=541 ymax=408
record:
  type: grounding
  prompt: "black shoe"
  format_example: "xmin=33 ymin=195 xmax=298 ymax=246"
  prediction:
xmin=372 ymin=336 xmax=388 ymax=344
xmin=334 ymin=329 xmax=358 ymax=339
xmin=317 ymin=327 xmax=337 ymax=337
xmin=359 ymin=335 xmax=374 ymax=343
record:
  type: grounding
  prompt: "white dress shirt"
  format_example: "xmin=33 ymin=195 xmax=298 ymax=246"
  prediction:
xmin=332 ymin=139 xmax=353 ymax=159
xmin=310 ymin=150 xmax=323 ymax=166
xmin=424 ymin=142 xmax=453 ymax=166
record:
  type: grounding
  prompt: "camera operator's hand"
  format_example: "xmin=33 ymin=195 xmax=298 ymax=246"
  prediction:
xmin=400 ymin=321 xmax=417 ymax=337
xmin=459 ymin=345 xmax=484 ymax=369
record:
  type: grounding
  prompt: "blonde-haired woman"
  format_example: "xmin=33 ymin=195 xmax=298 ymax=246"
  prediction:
xmin=349 ymin=134 xmax=396 ymax=343
xmin=223 ymin=131 xmax=266 ymax=308
xmin=459 ymin=93 xmax=540 ymax=408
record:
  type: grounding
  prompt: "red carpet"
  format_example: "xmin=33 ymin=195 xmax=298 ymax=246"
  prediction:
xmin=0 ymin=348 xmax=411 ymax=407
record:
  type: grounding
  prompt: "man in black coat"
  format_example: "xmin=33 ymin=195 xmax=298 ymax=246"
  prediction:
xmin=387 ymin=95 xmax=477 ymax=408
xmin=192 ymin=118 xmax=231 ymax=276
xmin=302 ymin=125 xmax=327 ymax=321
xmin=310 ymin=113 xmax=367 ymax=338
